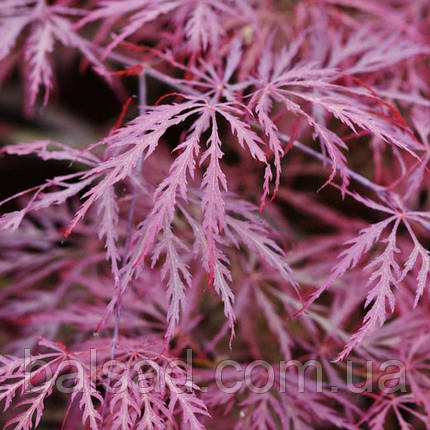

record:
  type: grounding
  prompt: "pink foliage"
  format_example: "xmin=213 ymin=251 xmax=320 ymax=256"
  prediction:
xmin=0 ymin=0 xmax=429 ymax=428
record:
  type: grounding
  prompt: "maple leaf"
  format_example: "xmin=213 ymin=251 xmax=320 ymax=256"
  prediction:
xmin=152 ymin=220 xmax=191 ymax=340
xmin=361 ymin=394 xmax=429 ymax=430
xmin=327 ymin=27 xmax=430 ymax=75
xmin=299 ymin=192 xmax=430 ymax=359
xmin=254 ymin=287 xmax=293 ymax=360
xmin=0 ymin=93 xmax=268 ymax=342
xmin=0 ymin=0 xmax=106 ymax=112
xmin=321 ymin=0 xmax=425 ymax=39
xmin=109 ymin=366 xmax=142 ymax=430
xmin=249 ymin=35 xmax=422 ymax=199
xmin=2 ymin=140 xmax=99 ymax=165
xmin=0 ymin=2 xmax=429 ymax=428
xmin=336 ymin=220 xmax=401 ymax=360
xmin=200 ymin=111 xmax=228 ymax=283
xmin=78 ymin=0 xmax=255 ymax=56
xmin=0 ymin=338 xmax=103 ymax=430
xmin=97 ymin=186 xmax=121 ymax=282
xmin=182 ymin=204 xmax=236 ymax=339
xmin=224 ymin=198 xmax=296 ymax=288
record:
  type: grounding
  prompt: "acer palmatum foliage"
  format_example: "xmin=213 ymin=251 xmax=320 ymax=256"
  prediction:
xmin=0 ymin=0 xmax=429 ymax=428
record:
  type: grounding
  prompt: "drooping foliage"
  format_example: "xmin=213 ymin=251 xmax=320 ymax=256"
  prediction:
xmin=0 ymin=0 xmax=430 ymax=428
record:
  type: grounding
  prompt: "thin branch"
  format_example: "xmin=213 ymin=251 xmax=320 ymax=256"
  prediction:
xmin=278 ymin=132 xmax=387 ymax=195
xmin=102 ymin=71 xmax=147 ymax=422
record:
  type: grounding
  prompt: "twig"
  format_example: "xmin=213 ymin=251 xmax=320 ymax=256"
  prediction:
xmin=102 ymin=71 xmax=147 ymax=422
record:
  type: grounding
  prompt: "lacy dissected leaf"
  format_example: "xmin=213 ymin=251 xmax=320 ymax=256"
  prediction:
xmin=152 ymin=221 xmax=190 ymax=340
xmin=0 ymin=338 xmax=103 ymax=430
xmin=224 ymin=198 xmax=296 ymax=288
xmin=300 ymin=194 xmax=430 ymax=359
xmin=249 ymin=35 xmax=421 ymax=196
xmin=328 ymin=27 xmax=430 ymax=74
xmin=337 ymin=220 xmax=400 ymax=360
xmin=0 ymin=0 xmax=106 ymax=111
xmin=78 ymin=0 xmax=255 ymax=55
xmin=97 ymin=186 xmax=121 ymax=281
